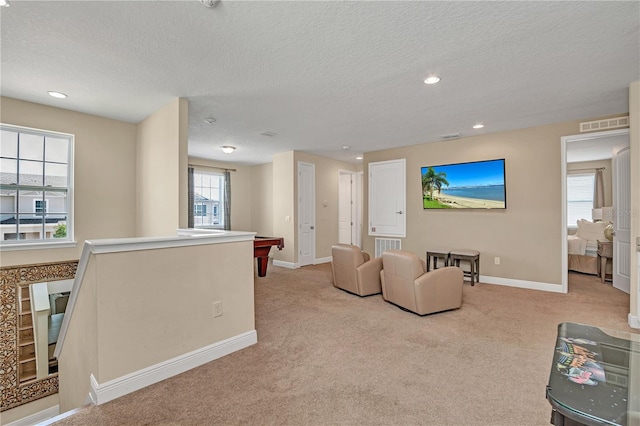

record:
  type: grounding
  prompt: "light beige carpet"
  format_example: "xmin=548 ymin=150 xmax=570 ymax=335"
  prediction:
xmin=51 ymin=265 xmax=636 ymax=426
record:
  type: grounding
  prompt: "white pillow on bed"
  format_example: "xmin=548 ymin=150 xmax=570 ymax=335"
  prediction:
xmin=575 ymin=219 xmax=607 ymax=242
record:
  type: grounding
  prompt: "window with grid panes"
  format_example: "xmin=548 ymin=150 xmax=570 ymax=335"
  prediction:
xmin=192 ymin=170 xmax=225 ymax=228
xmin=0 ymin=124 xmax=74 ymax=248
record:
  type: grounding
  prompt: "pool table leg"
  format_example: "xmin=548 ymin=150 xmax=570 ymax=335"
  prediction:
xmin=257 ymin=256 xmax=269 ymax=277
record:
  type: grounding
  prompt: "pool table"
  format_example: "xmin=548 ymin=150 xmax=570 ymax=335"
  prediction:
xmin=254 ymin=236 xmax=284 ymax=277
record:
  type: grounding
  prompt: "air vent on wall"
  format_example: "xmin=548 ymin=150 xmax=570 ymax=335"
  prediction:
xmin=580 ymin=116 xmax=629 ymax=133
xmin=375 ymin=238 xmax=401 ymax=258
xmin=441 ymin=133 xmax=461 ymax=140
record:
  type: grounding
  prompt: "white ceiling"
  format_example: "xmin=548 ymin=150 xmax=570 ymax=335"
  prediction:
xmin=1 ymin=1 xmax=638 ymax=165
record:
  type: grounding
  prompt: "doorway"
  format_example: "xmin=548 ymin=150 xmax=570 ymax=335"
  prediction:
xmin=561 ymin=129 xmax=630 ymax=294
xmin=338 ymin=170 xmax=363 ymax=247
xmin=298 ymin=161 xmax=315 ymax=267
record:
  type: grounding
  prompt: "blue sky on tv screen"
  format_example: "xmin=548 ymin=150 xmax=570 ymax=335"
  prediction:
xmin=421 ymin=159 xmax=505 ymax=188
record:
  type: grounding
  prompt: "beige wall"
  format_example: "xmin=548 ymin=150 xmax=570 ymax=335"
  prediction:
xmin=58 ymin=256 xmax=99 ymax=411
xmin=363 ymin=118 xmax=599 ymax=286
xmin=630 ymin=81 xmax=639 ymax=318
xmin=188 ymin=157 xmax=254 ymax=232
xmin=189 ymin=152 xmax=360 ymax=263
xmin=0 ymin=97 xmax=137 ymax=267
xmin=136 ymin=98 xmax=188 ymax=237
xmin=251 ymin=162 xmax=274 ymax=237
xmin=178 ymin=100 xmax=189 ymax=230
xmin=272 ymin=152 xmax=296 ymax=264
xmin=59 ymin=240 xmax=255 ymax=411
xmin=568 ymin=159 xmax=613 ymax=209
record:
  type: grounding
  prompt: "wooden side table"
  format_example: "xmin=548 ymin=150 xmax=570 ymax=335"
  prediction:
xmin=597 ymin=240 xmax=613 ymax=283
xmin=449 ymin=249 xmax=480 ymax=286
xmin=426 ymin=249 xmax=450 ymax=272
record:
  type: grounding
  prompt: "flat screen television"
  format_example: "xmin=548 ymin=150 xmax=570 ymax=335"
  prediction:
xmin=421 ymin=158 xmax=506 ymax=209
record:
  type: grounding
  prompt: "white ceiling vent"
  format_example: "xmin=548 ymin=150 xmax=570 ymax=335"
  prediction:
xmin=441 ymin=133 xmax=461 ymax=140
xmin=580 ymin=116 xmax=629 ymax=133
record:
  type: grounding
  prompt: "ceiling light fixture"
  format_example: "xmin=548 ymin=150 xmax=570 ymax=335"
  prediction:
xmin=204 ymin=117 xmax=216 ymax=125
xmin=0 ymin=0 xmax=10 ymax=7
xmin=424 ymin=76 xmax=440 ymax=85
xmin=473 ymin=124 xmax=484 ymax=129
xmin=48 ymin=91 xmax=67 ymax=99
xmin=342 ymin=145 xmax=350 ymax=150
xmin=221 ymin=145 xmax=236 ymax=154
xmin=356 ymin=155 xmax=363 ymax=160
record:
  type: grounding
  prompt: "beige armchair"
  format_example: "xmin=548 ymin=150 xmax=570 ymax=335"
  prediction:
xmin=381 ymin=250 xmax=463 ymax=315
xmin=331 ymin=244 xmax=383 ymax=296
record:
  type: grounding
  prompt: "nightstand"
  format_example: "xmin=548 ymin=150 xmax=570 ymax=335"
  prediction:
xmin=597 ymin=240 xmax=613 ymax=283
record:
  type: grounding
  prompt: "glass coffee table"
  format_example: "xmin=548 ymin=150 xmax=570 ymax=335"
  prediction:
xmin=546 ymin=322 xmax=640 ymax=426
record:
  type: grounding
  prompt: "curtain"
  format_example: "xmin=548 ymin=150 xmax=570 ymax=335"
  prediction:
xmin=187 ymin=167 xmax=194 ymax=228
xmin=593 ymin=168 xmax=604 ymax=209
xmin=224 ymin=170 xmax=231 ymax=230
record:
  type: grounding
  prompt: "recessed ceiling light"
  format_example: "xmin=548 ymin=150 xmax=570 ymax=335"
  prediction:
xmin=204 ymin=117 xmax=216 ymax=125
xmin=48 ymin=91 xmax=67 ymax=99
xmin=0 ymin=0 xmax=10 ymax=7
xmin=473 ymin=124 xmax=484 ymax=129
xmin=342 ymin=145 xmax=350 ymax=151
xmin=424 ymin=76 xmax=440 ymax=85
xmin=221 ymin=145 xmax=236 ymax=154
xmin=356 ymin=155 xmax=363 ymax=160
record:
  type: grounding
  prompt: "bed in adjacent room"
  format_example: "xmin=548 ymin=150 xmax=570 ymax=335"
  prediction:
xmin=567 ymin=219 xmax=609 ymax=276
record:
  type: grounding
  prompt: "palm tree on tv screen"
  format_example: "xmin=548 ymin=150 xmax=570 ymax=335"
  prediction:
xmin=422 ymin=167 xmax=449 ymax=200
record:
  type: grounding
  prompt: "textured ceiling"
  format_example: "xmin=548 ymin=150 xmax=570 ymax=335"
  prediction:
xmin=1 ymin=1 xmax=638 ymax=165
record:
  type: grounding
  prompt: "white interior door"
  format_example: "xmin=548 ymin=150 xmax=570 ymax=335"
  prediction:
xmin=354 ymin=172 xmax=363 ymax=247
xmin=338 ymin=172 xmax=352 ymax=244
xmin=613 ymin=146 xmax=631 ymax=294
xmin=298 ymin=162 xmax=315 ymax=267
xmin=338 ymin=171 xmax=363 ymax=246
xmin=369 ymin=159 xmax=406 ymax=237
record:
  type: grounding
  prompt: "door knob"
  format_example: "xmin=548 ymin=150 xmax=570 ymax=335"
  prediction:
xmin=396 ymin=211 xmax=403 ymax=214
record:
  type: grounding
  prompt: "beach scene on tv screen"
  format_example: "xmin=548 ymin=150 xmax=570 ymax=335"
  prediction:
xmin=421 ymin=159 xmax=506 ymax=209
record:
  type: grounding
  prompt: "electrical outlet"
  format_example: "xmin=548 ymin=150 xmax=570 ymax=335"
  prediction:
xmin=494 ymin=257 xmax=500 ymax=265
xmin=213 ymin=301 xmax=223 ymax=317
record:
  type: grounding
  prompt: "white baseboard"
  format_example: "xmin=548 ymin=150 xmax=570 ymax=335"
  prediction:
xmin=5 ymin=405 xmax=59 ymax=426
xmin=89 ymin=330 xmax=257 ymax=406
xmin=629 ymin=313 xmax=640 ymax=329
xmin=272 ymin=260 xmax=297 ymax=269
xmin=479 ymin=275 xmax=566 ymax=293
xmin=272 ymin=258 xmax=331 ymax=269
xmin=271 ymin=264 xmax=564 ymax=293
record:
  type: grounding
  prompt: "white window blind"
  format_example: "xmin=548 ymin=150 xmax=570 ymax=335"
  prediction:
xmin=567 ymin=172 xmax=595 ymax=227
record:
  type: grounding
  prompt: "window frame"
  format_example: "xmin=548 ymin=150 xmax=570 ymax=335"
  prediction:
xmin=0 ymin=124 xmax=75 ymax=251
xmin=194 ymin=204 xmax=207 ymax=217
xmin=566 ymin=171 xmax=595 ymax=229
xmin=192 ymin=169 xmax=225 ymax=230
xmin=34 ymin=199 xmax=48 ymax=215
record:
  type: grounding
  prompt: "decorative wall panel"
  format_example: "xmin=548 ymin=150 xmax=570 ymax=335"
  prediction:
xmin=0 ymin=260 xmax=78 ymax=411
